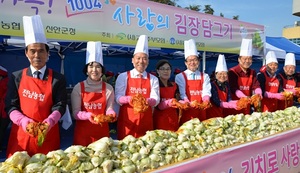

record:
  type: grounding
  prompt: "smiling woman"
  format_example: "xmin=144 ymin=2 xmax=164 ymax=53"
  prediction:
xmin=71 ymin=41 xmax=117 ymax=147
xmin=153 ymin=59 xmax=181 ymax=131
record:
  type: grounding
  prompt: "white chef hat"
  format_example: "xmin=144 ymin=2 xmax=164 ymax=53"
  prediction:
xmin=265 ymin=51 xmax=278 ymax=64
xmin=86 ymin=41 xmax=103 ymax=66
xmin=184 ymin=39 xmax=198 ymax=59
xmin=215 ymin=54 xmax=228 ymax=72
xmin=239 ymin=38 xmax=253 ymax=56
xmin=23 ymin=15 xmax=47 ymax=46
xmin=133 ymin=35 xmax=148 ymax=56
xmin=284 ymin=53 xmax=296 ymax=66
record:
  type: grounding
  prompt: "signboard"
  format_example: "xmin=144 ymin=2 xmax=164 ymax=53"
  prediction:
xmin=153 ymin=128 xmax=300 ymax=173
xmin=0 ymin=0 xmax=264 ymax=55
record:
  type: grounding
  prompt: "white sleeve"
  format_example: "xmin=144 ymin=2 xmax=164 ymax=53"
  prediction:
xmin=115 ymin=72 xmax=128 ymax=105
xmin=150 ymin=75 xmax=160 ymax=106
xmin=202 ymin=73 xmax=212 ymax=97
xmin=175 ymin=73 xmax=188 ymax=100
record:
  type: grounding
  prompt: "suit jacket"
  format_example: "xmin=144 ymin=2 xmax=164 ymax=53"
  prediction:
xmin=5 ymin=67 xmax=67 ymax=116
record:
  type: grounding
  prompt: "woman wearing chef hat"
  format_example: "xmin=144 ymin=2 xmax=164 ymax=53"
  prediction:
xmin=5 ymin=15 xmax=67 ymax=157
xmin=71 ymin=41 xmax=117 ymax=146
xmin=277 ymin=53 xmax=298 ymax=110
xmin=257 ymin=51 xmax=284 ymax=112
xmin=115 ymin=35 xmax=160 ymax=140
xmin=175 ymin=39 xmax=211 ymax=125
xmin=228 ymin=39 xmax=262 ymax=115
xmin=206 ymin=54 xmax=238 ymax=118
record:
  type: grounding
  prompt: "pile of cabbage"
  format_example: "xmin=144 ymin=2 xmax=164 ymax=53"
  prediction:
xmin=1 ymin=106 xmax=300 ymax=173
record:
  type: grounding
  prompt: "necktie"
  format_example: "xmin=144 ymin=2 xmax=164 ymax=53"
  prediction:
xmin=192 ymin=73 xmax=195 ymax=80
xmin=138 ymin=73 xmax=143 ymax=78
xmin=34 ymin=71 xmax=41 ymax=79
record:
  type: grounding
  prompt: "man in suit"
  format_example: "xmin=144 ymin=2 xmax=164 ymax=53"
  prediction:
xmin=5 ymin=15 xmax=67 ymax=157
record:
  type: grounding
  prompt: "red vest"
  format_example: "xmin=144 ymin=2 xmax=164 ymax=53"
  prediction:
xmin=7 ymin=68 xmax=59 ymax=157
xmin=278 ymin=73 xmax=296 ymax=110
xmin=117 ymin=72 xmax=153 ymax=140
xmin=73 ymin=81 xmax=108 ymax=146
xmin=153 ymin=82 xmax=179 ymax=131
xmin=0 ymin=77 xmax=8 ymax=118
xmin=179 ymin=72 xmax=206 ymax=125
xmin=261 ymin=72 xmax=279 ymax=112
xmin=228 ymin=69 xmax=253 ymax=115
xmin=207 ymin=81 xmax=228 ymax=118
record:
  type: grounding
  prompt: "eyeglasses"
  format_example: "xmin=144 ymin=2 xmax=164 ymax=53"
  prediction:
xmin=186 ymin=58 xmax=199 ymax=63
xmin=159 ymin=68 xmax=171 ymax=71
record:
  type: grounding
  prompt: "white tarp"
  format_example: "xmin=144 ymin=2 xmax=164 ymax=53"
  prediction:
xmin=265 ymin=42 xmax=286 ymax=59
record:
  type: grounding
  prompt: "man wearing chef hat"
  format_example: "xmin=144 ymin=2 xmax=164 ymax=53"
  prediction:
xmin=228 ymin=38 xmax=262 ymax=115
xmin=175 ymin=39 xmax=211 ymax=125
xmin=207 ymin=54 xmax=238 ymax=118
xmin=71 ymin=41 xmax=117 ymax=146
xmin=115 ymin=35 xmax=160 ymax=140
xmin=257 ymin=51 xmax=284 ymax=112
xmin=5 ymin=15 xmax=67 ymax=157
xmin=278 ymin=52 xmax=298 ymax=110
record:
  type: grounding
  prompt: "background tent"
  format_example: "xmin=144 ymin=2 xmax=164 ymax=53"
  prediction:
xmin=266 ymin=36 xmax=300 ymax=60
xmin=265 ymin=42 xmax=286 ymax=59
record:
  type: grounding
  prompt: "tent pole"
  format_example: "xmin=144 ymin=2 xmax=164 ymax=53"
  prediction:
xmin=263 ymin=34 xmax=266 ymax=66
xmin=58 ymin=52 xmax=65 ymax=74
xmin=202 ymin=51 xmax=206 ymax=73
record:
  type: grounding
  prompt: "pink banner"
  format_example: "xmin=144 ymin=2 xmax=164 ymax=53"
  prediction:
xmin=0 ymin=0 xmax=264 ymax=55
xmin=153 ymin=128 xmax=300 ymax=173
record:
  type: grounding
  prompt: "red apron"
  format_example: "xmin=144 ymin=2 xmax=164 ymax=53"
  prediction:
xmin=153 ymin=83 xmax=179 ymax=131
xmin=278 ymin=74 xmax=296 ymax=110
xmin=73 ymin=82 xmax=108 ymax=146
xmin=227 ymin=69 xmax=253 ymax=115
xmin=117 ymin=72 xmax=153 ymax=140
xmin=179 ymin=72 xmax=205 ymax=125
xmin=7 ymin=68 xmax=59 ymax=157
xmin=0 ymin=77 xmax=8 ymax=118
xmin=261 ymin=72 xmax=279 ymax=112
xmin=206 ymin=81 xmax=228 ymax=118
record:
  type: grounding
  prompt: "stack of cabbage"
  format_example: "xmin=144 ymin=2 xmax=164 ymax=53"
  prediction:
xmin=1 ymin=106 xmax=300 ymax=173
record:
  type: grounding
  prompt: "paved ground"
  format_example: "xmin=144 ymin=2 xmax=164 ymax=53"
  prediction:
xmin=0 ymin=121 xmax=117 ymax=162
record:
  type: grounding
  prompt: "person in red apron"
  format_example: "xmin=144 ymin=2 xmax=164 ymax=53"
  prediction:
xmin=175 ymin=39 xmax=211 ymax=125
xmin=115 ymin=35 xmax=160 ymax=140
xmin=153 ymin=59 xmax=180 ymax=131
xmin=257 ymin=51 xmax=284 ymax=112
xmin=228 ymin=39 xmax=262 ymax=115
xmin=207 ymin=55 xmax=238 ymax=119
xmin=5 ymin=15 xmax=67 ymax=157
xmin=278 ymin=53 xmax=298 ymax=110
xmin=71 ymin=41 xmax=116 ymax=146
xmin=0 ymin=66 xmax=9 ymax=151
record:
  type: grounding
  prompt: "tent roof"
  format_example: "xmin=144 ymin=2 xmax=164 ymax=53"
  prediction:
xmin=266 ymin=36 xmax=300 ymax=60
xmin=265 ymin=42 xmax=286 ymax=59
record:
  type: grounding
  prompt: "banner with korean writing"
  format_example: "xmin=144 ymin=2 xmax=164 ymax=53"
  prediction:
xmin=0 ymin=0 xmax=264 ymax=55
xmin=153 ymin=127 xmax=300 ymax=173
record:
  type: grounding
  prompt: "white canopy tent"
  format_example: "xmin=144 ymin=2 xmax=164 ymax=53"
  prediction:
xmin=265 ymin=42 xmax=286 ymax=59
